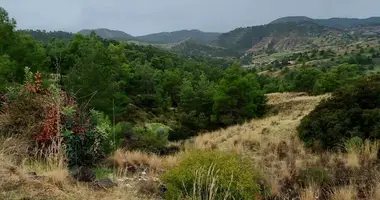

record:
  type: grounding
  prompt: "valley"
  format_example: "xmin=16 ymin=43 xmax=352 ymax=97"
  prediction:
xmin=2 ymin=5 xmax=380 ymax=200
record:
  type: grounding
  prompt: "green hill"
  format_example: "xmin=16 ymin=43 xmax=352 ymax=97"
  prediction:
xmin=136 ymin=29 xmax=221 ymax=44
xmin=169 ymin=39 xmax=238 ymax=58
xmin=78 ymin=28 xmax=135 ymax=41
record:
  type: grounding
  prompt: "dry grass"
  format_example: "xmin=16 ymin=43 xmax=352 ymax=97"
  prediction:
xmin=300 ymin=185 xmax=320 ymax=200
xmin=184 ymin=93 xmax=328 ymax=191
xmin=107 ymin=149 xmax=179 ymax=175
xmin=182 ymin=92 xmax=380 ymax=199
xmin=0 ymin=138 xmax=153 ymax=200
xmin=331 ymin=185 xmax=357 ymax=200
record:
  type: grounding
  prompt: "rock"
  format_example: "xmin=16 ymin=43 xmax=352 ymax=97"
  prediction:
xmin=71 ymin=166 xmax=95 ymax=182
xmin=92 ymin=178 xmax=118 ymax=190
xmin=159 ymin=184 xmax=167 ymax=193
xmin=26 ymin=172 xmax=37 ymax=176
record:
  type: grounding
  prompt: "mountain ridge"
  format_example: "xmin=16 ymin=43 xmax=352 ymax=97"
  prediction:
xmin=270 ymin=16 xmax=380 ymax=29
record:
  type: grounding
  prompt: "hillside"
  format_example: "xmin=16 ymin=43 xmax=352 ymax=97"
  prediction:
xmin=168 ymin=39 xmax=238 ymax=58
xmin=78 ymin=28 xmax=135 ymax=41
xmin=218 ymin=21 xmax=337 ymax=53
xmin=136 ymin=29 xmax=221 ymax=44
xmin=271 ymin=16 xmax=380 ymax=29
xmin=0 ymin=93 xmax=326 ymax=199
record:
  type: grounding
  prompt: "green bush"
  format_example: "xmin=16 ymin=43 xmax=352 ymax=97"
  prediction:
xmin=345 ymin=136 xmax=364 ymax=152
xmin=61 ymin=108 xmax=113 ymax=167
xmin=125 ymin=123 xmax=171 ymax=153
xmin=298 ymin=167 xmax=332 ymax=187
xmin=298 ymin=75 xmax=380 ymax=150
xmin=161 ymin=150 xmax=266 ymax=200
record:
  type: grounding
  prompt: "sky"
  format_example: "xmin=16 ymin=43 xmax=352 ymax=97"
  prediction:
xmin=2 ymin=0 xmax=380 ymax=36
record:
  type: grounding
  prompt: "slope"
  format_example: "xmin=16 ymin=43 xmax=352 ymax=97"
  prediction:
xmin=136 ymin=29 xmax=221 ymax=44
xmin=168 ymin=38 xmax=239 ymax=58
xmin=218 ymin=21 xmax=339 ymax=53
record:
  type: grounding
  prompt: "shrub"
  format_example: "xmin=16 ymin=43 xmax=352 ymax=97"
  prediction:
xmin=298 ymin=75 xmax=380 ymax=150
xmin=345 ymin=136 xmax=364 ymax=153
xmin=298 ymin=167 xmax=332 ymax=187
xmin=61 ymin=107 xmax=113 ymax=167
xmin=0 ymin=68 xmax=65 ymax=141
xmin=161 ymin=150 xmax=265 ymax=200
xmin=125 ymin=123 xmax=171 ymax=153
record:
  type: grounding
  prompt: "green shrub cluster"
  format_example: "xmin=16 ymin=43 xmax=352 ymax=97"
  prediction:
xmin=298 ymin=75 xmax=380 ymax=150
xmin=126 ymin=123 xmax=171 ymax=153
xmin=161 ymin=150 xmax=267 ymax=200
xmin=61 ymin=108 xmax=114 ymax=167
xmin=297 ymin=167 xmax=332 ymax=187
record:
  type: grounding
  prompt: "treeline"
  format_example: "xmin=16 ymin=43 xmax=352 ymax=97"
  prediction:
xmin=0 ymin=7 xmax=265 ymax=143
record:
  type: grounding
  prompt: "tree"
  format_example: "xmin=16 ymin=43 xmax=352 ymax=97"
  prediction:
xmin=64 ymin=34 xmax=125 ymax=116
xmin=212 ymin=62 xmax=266 ymax=125
xmin=0 ymin=7 xmax=16 ymax=55
xmin=292 ymin=67 xmax=323 ymax=93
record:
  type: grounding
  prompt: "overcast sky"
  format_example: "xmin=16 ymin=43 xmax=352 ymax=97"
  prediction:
xmin=2 ymin=0 xmax=380 ymax=36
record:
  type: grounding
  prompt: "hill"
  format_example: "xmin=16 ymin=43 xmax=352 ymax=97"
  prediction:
xmin=77 ymin=28 xmax=221 ymax=44
xmin=167 ymin=38 xmax=238 ymax=58
xmin=218 ymin=21 xmax=338 ymax=53
xmin=136 ymin=29 xmax=221 ymax=44
xmin=271 ymin=16 xmax=380 ymax=29
xmin=78 ymin=28 xmax=135 ymax=41
xmin=270 ymin=16 xmax=314 ymax=24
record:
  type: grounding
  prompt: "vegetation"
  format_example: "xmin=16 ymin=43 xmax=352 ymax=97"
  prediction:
xmin=3 ymin=5 xmax=380 ymax=200
xmin=298 ymin=75 xmax=380 ymax=150
xmin=161 ymin=150 xmax=265 ymax=200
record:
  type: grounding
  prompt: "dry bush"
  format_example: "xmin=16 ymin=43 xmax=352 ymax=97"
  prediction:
xmin=300 ymin=185 xmax=320 ymax=200
xmin=331 ymin=185 xmax=357 ymax=200
xmin=106 ymin=149 xmax=178 ymax=175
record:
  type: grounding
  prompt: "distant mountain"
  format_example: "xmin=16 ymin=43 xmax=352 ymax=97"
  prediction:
xmin=270 ymin=16 xmax=314 ymax=24
xmin=136 ymin=29 xmax=221 ymax=44
xmin=78 ymin=28 xmax=135 ymax=41
xmin=218 ymin=21 xmax=336 ymax=52
xmin=270 ymin=16 xmax=380 ymax=29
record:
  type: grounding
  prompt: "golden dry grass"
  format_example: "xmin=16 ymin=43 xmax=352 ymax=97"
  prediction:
xmin=0 ymin=138 xmax=154 ymax=200
xmin=331 ymin=185 xmax=357 ymax=200
xmin=183 ymin=93 xmax=329 ymax=190
xmin=107 ymin=149 xmax=179 ymax=175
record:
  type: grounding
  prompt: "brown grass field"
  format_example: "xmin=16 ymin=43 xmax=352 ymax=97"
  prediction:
xmin=2 ymin=92 xmax=380 ymax=199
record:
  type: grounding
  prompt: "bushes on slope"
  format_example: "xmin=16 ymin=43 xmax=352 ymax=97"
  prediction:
xmin=298 ymin=75 xmax=380 ymax=150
